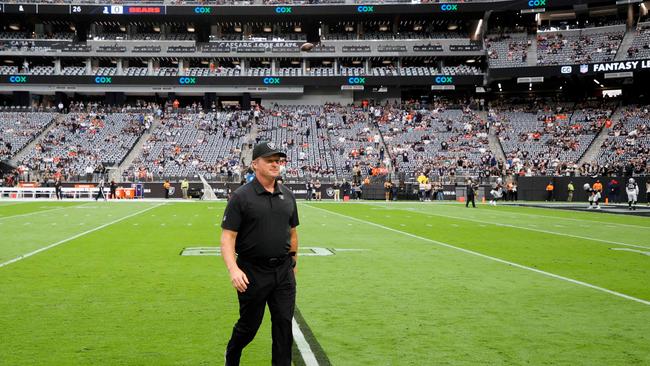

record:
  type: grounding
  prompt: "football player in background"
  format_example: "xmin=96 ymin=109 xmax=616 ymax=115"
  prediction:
xmin=625 ymin=178 xmax=639 ymax=210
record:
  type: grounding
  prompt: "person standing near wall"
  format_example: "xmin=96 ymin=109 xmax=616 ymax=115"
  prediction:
xmin=567 ymin=181 xmax=574 ymax=202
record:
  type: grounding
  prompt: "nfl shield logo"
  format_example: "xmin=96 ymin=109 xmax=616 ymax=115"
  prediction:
xmin=580 ymin=64 xmax=589 ymax=74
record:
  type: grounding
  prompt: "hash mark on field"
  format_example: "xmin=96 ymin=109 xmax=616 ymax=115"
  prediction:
xmin=426 ymin=224 xmax=432 ymax=227
xmin=161 ymin=223 xmax=166 ymax=226
xmin=400 ymin=224 xmax=406 ymax=227
xmin=554 ymin=225 xmax=565 ymax=228
xmin=187 ymin=223 xmax=192 ymax=226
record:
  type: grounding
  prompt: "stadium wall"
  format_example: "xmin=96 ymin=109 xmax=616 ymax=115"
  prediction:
xmin=516 ymin=177 xmax=648 ymax=203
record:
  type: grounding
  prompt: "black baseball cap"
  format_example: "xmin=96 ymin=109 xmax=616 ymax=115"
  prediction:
xmin=252 ymin=141 xmax=286 ymax=160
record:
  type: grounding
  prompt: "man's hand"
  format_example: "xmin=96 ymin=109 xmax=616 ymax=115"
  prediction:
xmin=229 ymin=266 xmax=249 ymax=293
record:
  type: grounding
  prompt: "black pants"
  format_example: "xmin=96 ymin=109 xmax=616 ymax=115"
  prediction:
xmin=226 ymin=258 xmax=296 ymax=366
xmin=466 ymin=195 xmax=475 ymax=207
xmin=55 ymin=188 xmax=63 ymax=200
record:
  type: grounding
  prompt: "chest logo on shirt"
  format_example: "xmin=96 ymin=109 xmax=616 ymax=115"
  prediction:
xmin=279 ymin=194 xmax=284 ymax=200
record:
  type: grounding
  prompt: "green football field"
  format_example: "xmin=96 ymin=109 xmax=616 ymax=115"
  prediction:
xmin=1 ymin=200 xmax=649 ymax=365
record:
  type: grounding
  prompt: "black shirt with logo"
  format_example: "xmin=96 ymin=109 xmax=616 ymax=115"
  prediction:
xmin=221 ymin=178 xmax=299 ymax=259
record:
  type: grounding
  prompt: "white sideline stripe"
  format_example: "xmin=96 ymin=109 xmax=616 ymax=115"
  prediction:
xmin=0 ymin=204 xmax=164 ymax=269
xmin=292 ymin=317 xmax=320 ymax=366
xmin=374 ymin=204 xmax=650 ymax=251
xmin=0 ymin=204 xmax=80 ymax=221
xmin=307 ymin=205 xmax=650 ymax=307
xmin=446 ymin=204 xmax=650 ymax=230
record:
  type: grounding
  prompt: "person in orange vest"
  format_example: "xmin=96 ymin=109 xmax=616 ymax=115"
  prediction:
xmin=592 ymin=180 xmax=603 ymax=193
xmin=546 ymin=181 xmax=554 ymax=201
xmin=163 ymin=180 xmax=171 ymax=199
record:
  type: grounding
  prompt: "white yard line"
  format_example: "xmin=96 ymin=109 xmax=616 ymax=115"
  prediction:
xmin=445 ymin=204 xmax=650 ymax=230
xmin=370 ymin=204 xmax=650 ymax=251
xmin=0 ymin=203 xmax=164 ymax=269
xmin=307 ymin=205 xmax=650 ymax=307
xmin=0 ymin=204 xmax=84 ymax=221
xmin=292 ymin=318 xmax=320 ymax=366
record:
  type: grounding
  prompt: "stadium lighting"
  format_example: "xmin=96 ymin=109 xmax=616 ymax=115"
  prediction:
xmin=473 ymin=20 xmax=483 ymax=38
xmin=187 ymin=26 xmax=195 ymax=33
xmin=9 ymin=24 xmax=20 ymax=31
xmin=498 ymin=83 xmax=502 ymax=89
xmin=593 ymin=79 xmax=601 ymax=86
xmin=294 ymin=26 xmax=302 ymax=32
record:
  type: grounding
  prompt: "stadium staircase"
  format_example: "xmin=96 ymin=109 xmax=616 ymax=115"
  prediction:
xmin=614 ymin=29 xmax=636 ymax=61
xmin=8 ymin=114 xmax=61 ymax=167
xmin=113 ymin=115 xmax=162 ymax=181
xmin=240 ymin=120 xmax=259 ymax=166
xmin=527 ymin=33 xmax=538 ymax=66
xmin=577 ymin=106 xmax=622 ymax=166
xmin=483 ymin=110 xmax=506 ymax=162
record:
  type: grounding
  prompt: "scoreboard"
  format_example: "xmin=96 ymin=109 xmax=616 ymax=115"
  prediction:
xmin=0 ymin=0 xmax=584 ymax=16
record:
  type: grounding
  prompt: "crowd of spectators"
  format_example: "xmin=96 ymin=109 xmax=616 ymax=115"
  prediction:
xmin=491 ymin=99 xmax=614 ymax=176
xmin=126 ymin=110 xmax=246 ymax=181
xmin=592 ymin=105 xmax=650 ymax=176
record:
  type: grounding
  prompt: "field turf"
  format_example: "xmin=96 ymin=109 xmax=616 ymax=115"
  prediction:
xmin=0 ymin=200 xmax=649 ymax=365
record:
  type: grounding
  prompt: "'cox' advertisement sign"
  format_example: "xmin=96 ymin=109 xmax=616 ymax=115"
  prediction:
xmin=440 ymin=4 xmax=458 ymax=11
xmin=179 ymin=77 xmax=197 ymax=85
xmin=348 ymin=77 xmax=366 ymax=84
xmin=275 ymin=6 xmax=292 ymax=13
xmin=194 ymin=6 xmax=211 ymax=13
xmin=528 ymin=0 xmax=546 ymax=7
xmin=9 ymin=75 xmax=27 ymax=83
xmin=357 ymin=5 xmax=374 ymax=12
xmin=263 ymin=77 xmax=281 ymax=85
xmin=94 ymin=76 xmax=112 ymax=84
xmin=434 ymin=76 xmax=453 ymax=84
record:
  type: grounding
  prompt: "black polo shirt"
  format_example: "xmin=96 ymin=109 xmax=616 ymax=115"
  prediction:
xmin=221 ymin=178 xmax=299 ymax=259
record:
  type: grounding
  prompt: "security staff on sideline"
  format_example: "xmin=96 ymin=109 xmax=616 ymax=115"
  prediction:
xmin=221 ymin=141 xmax=299 ymax=366
xmin=466 ymin=179 xmax=478 ymax=208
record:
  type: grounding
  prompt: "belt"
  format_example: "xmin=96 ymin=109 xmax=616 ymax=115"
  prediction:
xmin=239 ymin=255 xmax=289 ymax=267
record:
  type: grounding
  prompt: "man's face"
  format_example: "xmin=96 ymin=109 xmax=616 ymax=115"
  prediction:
xmin=254 ymin=154 xmax=286 ymax=179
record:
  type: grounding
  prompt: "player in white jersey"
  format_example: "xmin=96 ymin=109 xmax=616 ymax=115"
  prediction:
xmin=584 ymin=183 xmax=601 ymax=209
xmin=625 ymin=178 xmax=639 ymax=210
xmin=489 ymin=178 xmax=504 ymax=206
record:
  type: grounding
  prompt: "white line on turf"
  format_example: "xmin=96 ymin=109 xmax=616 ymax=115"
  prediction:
xmin=292 ymin=317 xmax=320 ymax=366
xmin=374 ymin=204 xmax=650 ymax=251
xmin=445 ymin=204 xmax=650 ymax=230
xmin=0 ymin=203 xmax=164 ymax=269
xmin=307 ymin=205 xmax=650 ymax=307
xmin=0 ymin=204 xmax=82 ymax=221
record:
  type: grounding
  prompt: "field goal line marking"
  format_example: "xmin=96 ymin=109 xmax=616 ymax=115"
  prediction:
xmin=0 ymin=203 xmax=164 ymax=269
xmin=306 ymin=204 xmax=650 ymax=307
xmin=370 ymin=203 xmax=650 ymax=251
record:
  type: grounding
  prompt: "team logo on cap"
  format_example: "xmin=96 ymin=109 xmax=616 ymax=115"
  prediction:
xmin=267 ymin=142 xmax=276 ymax=149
